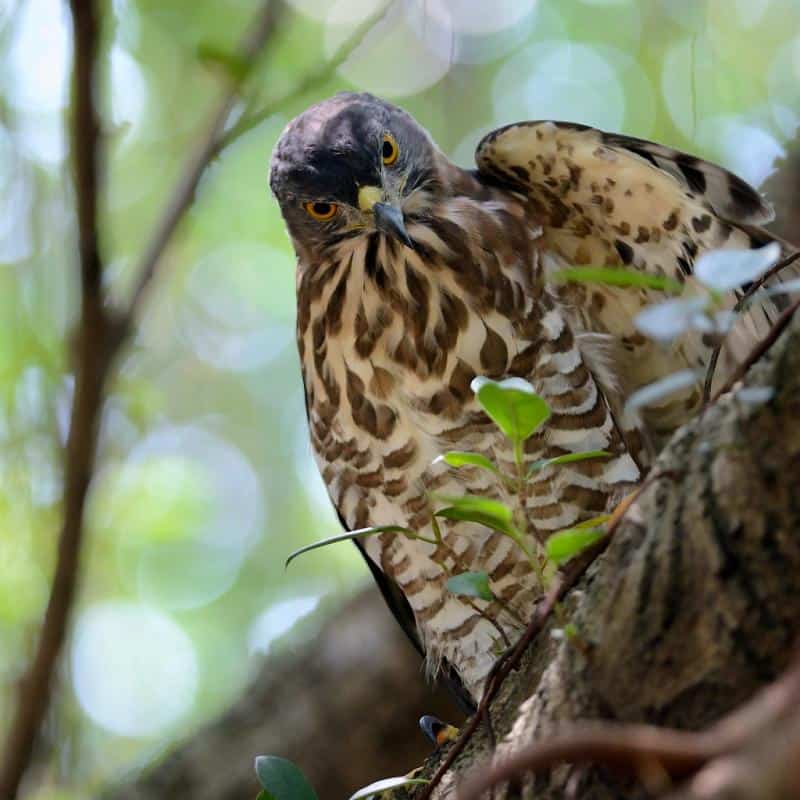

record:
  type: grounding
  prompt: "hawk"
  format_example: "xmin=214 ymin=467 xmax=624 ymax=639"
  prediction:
xmin=269 ymin=92 xmax=796 ymax=702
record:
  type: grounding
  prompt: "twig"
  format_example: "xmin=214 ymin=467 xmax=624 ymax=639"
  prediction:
xmin=212 ymin=1 xmax=393 ymax=156
xmin=126 ymin=0 xmax=283 ymax=320
xmin=458 ymin=725 xmax=716 ymax=800
xmin=418 ymin=468 xmax=671 ymax=799
xmin=0 ymin=2 xmax=108 ymax=796
xmin=709 ymin=295 xmax=800 ymax=404
xmin=418 ymin=535 xmax=611 ymax=800
xmin=702 ymin=251 xmax=800 ymax=404
xmin=0 ymin=3 xmax=282 ymax=797
xmin=458 ymin=651 xmax=800 ymax=800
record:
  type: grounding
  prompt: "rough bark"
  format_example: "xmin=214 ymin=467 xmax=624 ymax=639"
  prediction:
xmin=105 ymin=313 xmax=800 ymax=800
xmin=413 ymin=312 xmax=800 ymax=799
xmin=102 ymin=590 xmax=463 ymax=800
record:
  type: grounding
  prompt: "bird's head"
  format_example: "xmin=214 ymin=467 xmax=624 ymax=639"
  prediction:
xmin=269 ymin=92 xmax=443 ymax=259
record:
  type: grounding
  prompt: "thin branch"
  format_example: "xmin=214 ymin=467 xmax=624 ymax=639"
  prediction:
xmin=702 ymin=250 xmax=800 ymax=404
xmin=458 ymin=652 xmax=800 ymax=800
xmin=709 ymin=295 xmax=800 ymax=404
xmin=126 ymin=0 xmax=284 ymax=320
xmin=0 ymin=3 xmax=284 ymax=797
xmin=0 ymin=1 xmax=107 ymax=796
xmin=212 ymin=1 xmax=392 ymax=156
xmin=419 ymin=535 xmax=611 ymax=800
xmin=458 ymin=725 xmax=717 ymax=800
xmin=418 ymin=470 xmax=672 ymax=800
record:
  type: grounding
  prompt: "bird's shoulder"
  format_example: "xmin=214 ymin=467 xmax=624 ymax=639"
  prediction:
xmin=473 ymin=120 xmax=773 ymax=226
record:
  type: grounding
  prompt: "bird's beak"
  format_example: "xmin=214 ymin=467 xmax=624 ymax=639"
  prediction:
xmin=358 ymin=185 xmax=413 ymax=248
xmin=373 ymin=202 xmax=413 ymax=248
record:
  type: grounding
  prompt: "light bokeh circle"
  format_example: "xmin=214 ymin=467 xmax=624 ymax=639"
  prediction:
xmin=71 ymin=603 xmax=198 ymax=737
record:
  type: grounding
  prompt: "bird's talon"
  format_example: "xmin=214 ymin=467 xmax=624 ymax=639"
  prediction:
xmin=419 ymin=715 xmax=460 ymax=748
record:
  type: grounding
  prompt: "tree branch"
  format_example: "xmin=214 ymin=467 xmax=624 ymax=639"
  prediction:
xmin=211 ymin=1 xmax=392 ymax=157
xmin=458 ymin=655 xmax=800 ymax=800
xmin=0 ymin=3 xmax=283 ymax=797
xmin=0 ymin=1 xmax=106 ymax=795
xmin=125 ymin=0 xmax=284 ymax=320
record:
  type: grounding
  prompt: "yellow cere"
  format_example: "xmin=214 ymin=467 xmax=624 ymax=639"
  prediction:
xmin=358 ymin=185 xmax=383 ymax=212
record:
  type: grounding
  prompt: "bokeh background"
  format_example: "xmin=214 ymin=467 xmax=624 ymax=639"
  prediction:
xmin=1 ymin=0 xmax=799 ymax=797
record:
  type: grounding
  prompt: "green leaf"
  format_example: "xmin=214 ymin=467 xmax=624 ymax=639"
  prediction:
xmin=471 ymin=377 xmax=550 ymax=444
xmin=446 ymin=571 xmax=494 ymax=602
xmin=285 ymin=526 xmax=415 ymax=567
xmin=257 ymin=793 xmax=276 ymax=800
xmin=254 ymin=756 xmax=318 ymax=800
xmin=552 ymin=266 xmax=684 ymax=294
xmin=436 ymin=451 xmax=499 ymax=474
xmin=564 ymin=622 xmax=579 ymax=640
xmin=528 ymin=450 xmax=611 ymax=475
xmin=348 ymin=777 xmax=429 ymax=800
xmin=546 ymin=527 xmax=606 ymax=566
xmin=435 ymin=495 xmax=516 ymax=536
xmin=695 ymin=243 xmax=781 ymax=291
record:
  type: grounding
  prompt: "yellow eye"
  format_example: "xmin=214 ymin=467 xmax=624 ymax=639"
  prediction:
xmin=304 ymin=201 xmax=338 ymax=221
xmin=382 ymin=133 xmax=399 ymax=166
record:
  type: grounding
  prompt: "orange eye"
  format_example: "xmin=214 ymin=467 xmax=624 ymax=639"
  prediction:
xmin=382 ymin=133 xmax=399 ymax=166
xmin=304 ymin=201 xmax=338 ymax=221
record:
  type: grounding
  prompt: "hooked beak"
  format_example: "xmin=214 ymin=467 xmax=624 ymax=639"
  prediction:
xmin=373 ymin=202 xmax=414 ymax=249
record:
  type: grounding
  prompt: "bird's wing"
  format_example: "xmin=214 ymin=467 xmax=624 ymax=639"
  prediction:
xmin=475 ymin=121 xmax=798 ymax=439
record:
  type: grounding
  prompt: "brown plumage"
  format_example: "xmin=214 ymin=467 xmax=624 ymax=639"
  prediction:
xmin=270 ymin=92 xmax=796 ymax=701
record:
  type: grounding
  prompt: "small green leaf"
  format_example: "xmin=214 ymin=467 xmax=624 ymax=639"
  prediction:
xmin=528 ymin=450 xmax=611 ymax=475
xmin=255 ymin=756 xmax=318 ymax=800
xmin=436 ymin=451 xmax=499 ymax=474
xmin=546 ymin=527 xmax=606 ymax=566
xmin=564 ymin=622 xmax=579 ymax=640
xmin=446 ymin=571 xmax=494 ymax=602
xmin=435 ymin=495 xmax=516 ymax=536
xmin=471 ymin=377 xmax=550 ymax=444
xmin=349 ymin=777 xmax=429 ymax=800
xmin=257 ymin=793 xmax=276 ymax=800
xmin=286 ymin=526 xmax=415 ymax=567
xmin=552 ymin=266 xmax=684 ymax=294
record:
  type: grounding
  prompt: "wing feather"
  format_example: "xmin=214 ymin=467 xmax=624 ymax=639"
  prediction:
xmin=475 ymin=120 xmax=798 ymax=440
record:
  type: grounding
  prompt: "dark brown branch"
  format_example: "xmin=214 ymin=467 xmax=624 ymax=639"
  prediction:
xmin=702 ymin=251 xmax=800 ymax=404
xmin=0 ymin=3 xmax=282 ymax=797
xmin=458 ymin=726 xmax=716 ymax=800
xmin=212 ymin=1 xmax=392 ymax=156
xmin=458 ymin=652 xmax=800 ymax=800
xmin=0 ymin=1 xmax=107 ymax=796
xmin=709 ymin=295 xmax=800 ymax=403
xmin=419 ymin=535 xmax=613 ymax=800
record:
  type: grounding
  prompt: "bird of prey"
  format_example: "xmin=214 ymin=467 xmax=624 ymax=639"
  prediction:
xmin=269 ymin=92 xmax=796 ymax=702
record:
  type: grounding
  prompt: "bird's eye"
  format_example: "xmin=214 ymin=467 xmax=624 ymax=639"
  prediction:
xmin=304 ymin=201 xmax=338 ymax=221
xmin=382 ymin=133 xmax=399 ymax=166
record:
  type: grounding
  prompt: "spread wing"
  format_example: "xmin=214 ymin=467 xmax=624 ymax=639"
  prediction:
xmin=475 ymin=121 xmax=798 ymax=439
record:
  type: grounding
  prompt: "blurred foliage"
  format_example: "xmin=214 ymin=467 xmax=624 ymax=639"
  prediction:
xmin=0 ymin=0 xmax=798 ymax=796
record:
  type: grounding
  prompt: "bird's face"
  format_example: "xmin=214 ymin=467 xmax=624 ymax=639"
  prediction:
xmin=269 ymin=93 xmax=443 ymax=261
